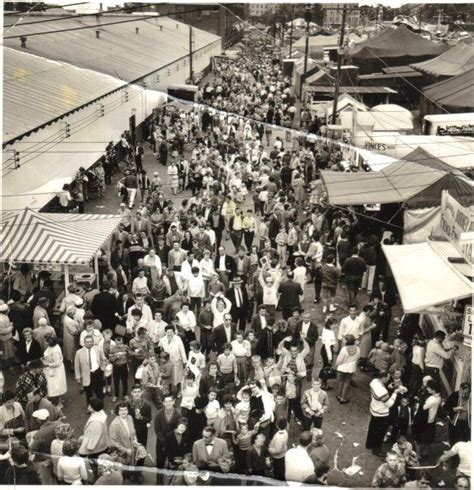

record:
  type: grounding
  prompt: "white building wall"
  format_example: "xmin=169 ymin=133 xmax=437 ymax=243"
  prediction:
xmin=2 ymin=39 xmax=222 ymax=211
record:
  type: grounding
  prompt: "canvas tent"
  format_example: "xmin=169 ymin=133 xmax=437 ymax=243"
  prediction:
xmin=404 ymin=147 xmax=466 ymax=176
xmin=348 ymin=26 xmax=448 ymax=74
xmin=1 ymin=208 xmax=121 ymax=290
xmin=411 ymin=42 xmax=474 ymax=78
xmin=421 ymin=69 xmax=474 ymax=114
xmin=340 ymin=104 xmax=414 ymax=132
xmin=320 ymin=161 xmax=446 ymax=206
xmin=382 ymin=242 xmax=472 ymax=313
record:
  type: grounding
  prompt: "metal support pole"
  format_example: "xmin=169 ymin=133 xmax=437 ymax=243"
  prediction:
xmin=189 ymin=25 xmax=194 ymax=83
xmin=331 ymin=5 xmax=347 ymax=125
xmin=289 ymin=5 xmax=294 ymax=58
xmin=94 ymin=254 xmax=100 ymax=289
xmin=64 ymin=264 xmax=70 ymax=295
xmin=300 ymin=7 xmax=311 ymax=100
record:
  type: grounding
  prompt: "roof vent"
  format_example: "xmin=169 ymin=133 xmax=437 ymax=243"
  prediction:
xmin=135 ymin=27 xmax=139 ymax=34
xmin=96 ymin=30 xmax=100 ymax=39
xmin=20 ymin=36 xmax=27 ymax=48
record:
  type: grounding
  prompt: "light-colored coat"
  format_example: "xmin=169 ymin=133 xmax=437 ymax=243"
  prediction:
xmin=192 ymin=437 xmax=229 ymax=466
xmin=74 ymin=346 xmax=106 ymax=387
xmin=109 ymin=415 xmax=137 ymax=464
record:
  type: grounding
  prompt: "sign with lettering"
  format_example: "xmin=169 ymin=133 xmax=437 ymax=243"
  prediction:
xmin=364 ymin=141 xmax=395 ymax=152
xmin=463 ymin=305 xmax=472 ymax=346
xmin=439 ymin=191 xmax=474 ymax=264
xmin=437 ymin=124 xmax=474 ymax=137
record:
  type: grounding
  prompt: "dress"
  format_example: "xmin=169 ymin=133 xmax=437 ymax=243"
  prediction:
xmin=358 ymin=313 xmax=373 ymax=359
xmin=43 ymin=344 xmax=67 ymax=397
xmin=0 ymin=313 xmax=16 ymax=367
xmin=167 ymin=165 xmax=179 ymax=189
xmin=159 ymin=335 xmax=187 ymax=387
xmin=62 ymin=315 xmax=79 ymax=363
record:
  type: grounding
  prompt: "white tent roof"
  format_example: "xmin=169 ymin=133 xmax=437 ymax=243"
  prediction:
xmin=382 ymin=242 xmax=472 ymax=313
xmin=340 ymin=106 xmax=414 ymax=132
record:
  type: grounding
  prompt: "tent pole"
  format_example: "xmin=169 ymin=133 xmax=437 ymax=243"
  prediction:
xmin=94 ymin=254 xmax=100 ymax=289
xmin=64 ymin=264 xmax=70 ymax=294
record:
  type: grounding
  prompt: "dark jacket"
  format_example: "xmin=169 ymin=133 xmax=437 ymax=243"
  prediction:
xmin=211 ymin=324 xmax=237 ymax=352
xmin=91 ymin=291 xmax=118 ymax=330
xmin=278 ymin=280 xmax=303 ymax=310
xmin=165 ymin=429 xmax=193 ymax=463
xmin=214 ymin=255 xmax=236 ymax=278
xmin=5 ymin=462 xmax=41 ymax=484
xmin=16 ymin=337 xmax=43 ymax=365
xmin=225 ymin=286 xmax=249 ymax=317
xmin=295 ymin=320 xmax=319 ymax=346
xmin=342 ymin=256 xmax=367 ymax=278
xmin=153 ymin=408 xmax=182 ymax=443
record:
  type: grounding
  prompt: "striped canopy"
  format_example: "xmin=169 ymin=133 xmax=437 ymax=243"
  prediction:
xmin=1 ymin=208 xmax=121 ymax=266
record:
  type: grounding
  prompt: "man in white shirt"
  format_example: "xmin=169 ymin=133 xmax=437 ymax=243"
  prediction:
xmin=338 ymin=305 xmax=362 ymax=345
xmin=176 ymin=304 xmax=197 ymax=336
xmin=438 ymin=441 xmax=471 ymax=477
xmin=231 ymin=331 xmax=251 ymax=382
xmin=126 ymin=296 xmax=153 ymax=326
xmin=285 ymin=431 xmax=316 ymax=485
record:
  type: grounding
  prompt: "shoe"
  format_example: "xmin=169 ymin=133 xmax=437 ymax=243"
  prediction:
xmin=329 ymin=305 xmax=336 ymax=312
xmin=340 ymin=399 xmax=349 ymax=404
xmin=322 ymin=306 xmax=327 ymax=313
xmin=313 ymin=298 xmax=320 ymax=304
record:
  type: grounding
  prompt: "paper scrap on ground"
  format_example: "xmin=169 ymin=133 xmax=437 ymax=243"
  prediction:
xmin=335 ymin=432 xmax=344 ymax=438
xmin=353 ymin=443 xmax=359 ymax=447
xmin=343 ymin=464 xmax=361 ymax=476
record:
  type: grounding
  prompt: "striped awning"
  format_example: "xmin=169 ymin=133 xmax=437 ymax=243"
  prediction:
xmin=1 ymin=208 xmax=121 ymax=266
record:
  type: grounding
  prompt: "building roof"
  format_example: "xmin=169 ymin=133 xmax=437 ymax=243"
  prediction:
xmin=422 ymin=69 xmax=474 ymax=110
xmin=411 ymin=41 xmax=474 ymax=77
xmin=0 ymin=208 xmax=122 ymax=265
xmin=306 ymin=86 xmax=396 ymax=94
xmin=320 ymin=161 xmax=446 ymax=206
xmin=348 ymin=25 xmax=448 ymax=60
xmin=3 ymin=47 xmax=127 ymax=142
xmin=3 ymin=14 xmax=221 ymax=83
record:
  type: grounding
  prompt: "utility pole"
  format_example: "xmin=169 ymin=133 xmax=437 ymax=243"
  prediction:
xmin=289 ymin=4 xmax=294 ymax=57
xmin=331 ymin=4 xmax=347 ymax=125
xmin=300 ymin=4 xmax=312 ymax=100
xmin=189 ymin=25 xmax=194 ymax=83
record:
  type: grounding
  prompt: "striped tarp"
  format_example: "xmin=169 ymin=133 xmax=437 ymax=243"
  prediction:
xmin=1 ymin=208 xmax=121 ymax=265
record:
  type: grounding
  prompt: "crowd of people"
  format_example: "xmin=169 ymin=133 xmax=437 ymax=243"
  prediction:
xmin=0 ymin=34 xmax=471 ymax=489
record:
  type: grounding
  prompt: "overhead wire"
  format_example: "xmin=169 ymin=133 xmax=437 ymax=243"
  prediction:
xmin=3 ymin=7 xmax=213 ymax=39
xmin=3 ymin=3 xmax=151 ymax=27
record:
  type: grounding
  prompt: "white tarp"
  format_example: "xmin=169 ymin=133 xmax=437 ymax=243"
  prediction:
xmin=404 ymin=207 xmax=441 ymax=244
xmin=382 ymin=243 xmax=473 ymax=313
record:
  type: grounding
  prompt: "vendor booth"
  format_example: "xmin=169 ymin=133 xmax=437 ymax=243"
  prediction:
xmin=383 ymin=238 xmax=472 ymax=393
xmin=1 ymin=208 xmax=121 ymax=293
xmin=348 ymin=25 xmax=448 ymax=74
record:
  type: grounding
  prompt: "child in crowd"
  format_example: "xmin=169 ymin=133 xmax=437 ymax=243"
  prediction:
xmin=187 ymin=340 xmax=206 ymax=382
xmin=204 ymin=388 xmax=221 ymax=427
xmin=264 ymin=357 xmax=282 ymax=388
xmin=99 ymin=328 xmax=115 ymax=396
xmin=234 ymin=388 xmax=251 ymax=429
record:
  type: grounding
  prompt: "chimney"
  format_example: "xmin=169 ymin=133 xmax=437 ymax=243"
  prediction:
xmin=96 ymin=30 xmax=100 ymax=39
xmin=20 ymin=36 xmax=27 ymax=48
xmin=135 ymin=27 xmax=139 ymax=34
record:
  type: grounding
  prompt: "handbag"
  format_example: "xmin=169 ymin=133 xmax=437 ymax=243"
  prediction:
xmin=115 ymin=324 xmax=127 ymax=337
xmin=319 ymin=366 xmax=337 ymax=381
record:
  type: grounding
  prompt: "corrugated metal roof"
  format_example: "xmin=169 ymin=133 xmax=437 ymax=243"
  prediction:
xmin=411 ymin=42 xmax=474 ymax=77
xmin=306 ymin=86 xmax=397 ymax=94
xmin=3 ymin=14 xmax=221 ymax=82
xmin=3 ymin=47 xmax=127 ymax=142
xmin=423 ymin=69 xmax=474 ymax=109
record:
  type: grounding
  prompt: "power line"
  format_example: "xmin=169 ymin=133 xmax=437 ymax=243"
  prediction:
xmin=3 ymin=3 xmax=150 ymax=27
xmin=4 ymin=7 xmax=212 ymax=39
xmin=4 ymin=2 xmax=88 ymax=16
